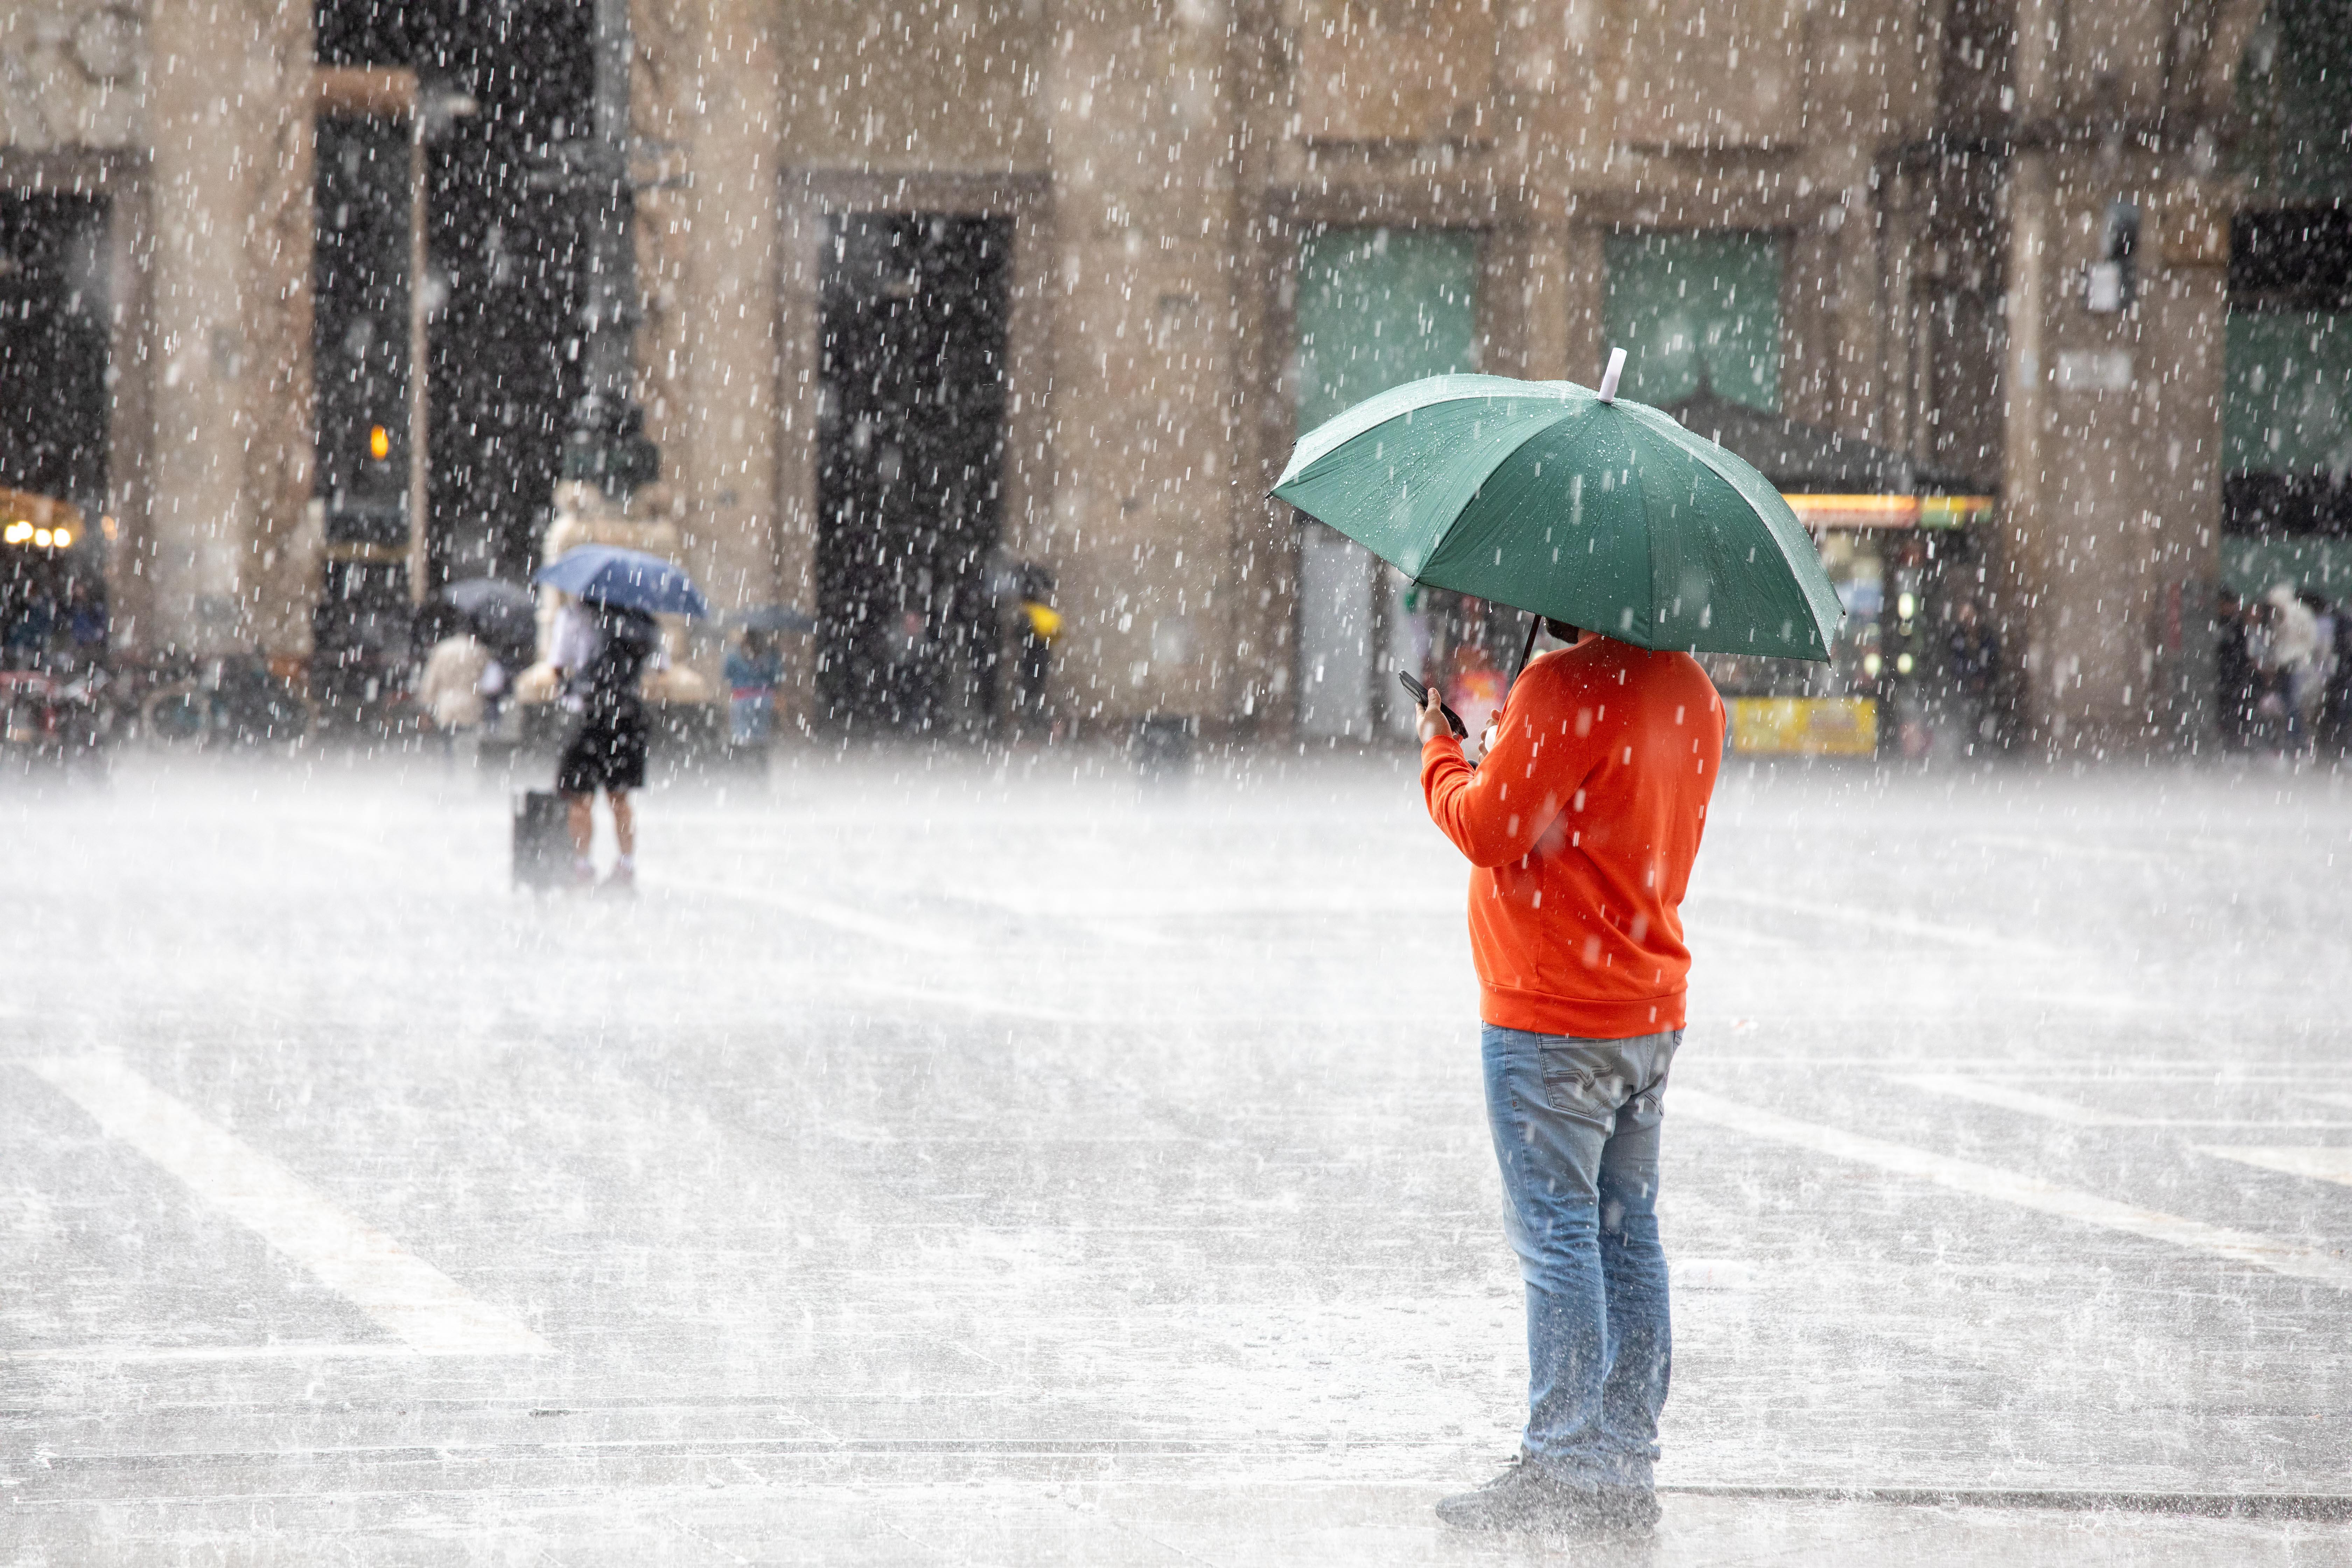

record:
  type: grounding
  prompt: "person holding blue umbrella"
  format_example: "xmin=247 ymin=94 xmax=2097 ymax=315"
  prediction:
xmin=1277 ymin=352 xmax=1843 ymax=1536
xmin=534 ymin=544 xmax=711 ymax=892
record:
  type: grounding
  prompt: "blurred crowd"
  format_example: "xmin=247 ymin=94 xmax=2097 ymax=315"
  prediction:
xmin=1 ymin=575 xmax=107 ymax=676
xmin=2217 ymin=584 xmax=2352 ymax=756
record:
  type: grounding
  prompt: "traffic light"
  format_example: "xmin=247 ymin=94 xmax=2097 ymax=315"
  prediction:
xmin=313 ymin=114 xmax=412 ymax=554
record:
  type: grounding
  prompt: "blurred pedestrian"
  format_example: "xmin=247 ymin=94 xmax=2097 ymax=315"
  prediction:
xmin=2324 ymin=597 xmax=2352 ymax=754
xmin=2257 ymin=584 xmax=2323 ymax=751
xmin=726 ymin=628 xmax=782 ymax=746
xmin=418 ymin=627 xmax=502 ymax=762
xmin=62 ymin=580 xmax=106 ymax=674
xmin=553 ymin=600 xmax=662 ymax=893
xmin=1415 ymin=616 xmax=1724 ymax=1537
xmin=2302 ymin=591 xmax=2339 ymax=753
xmin=1012 ymin=565 xmax=1062 ymax=739
xmin=2215 ymin=589 xmax=2255 ymax=751
xmin=4 ymin=586 xmax=53 ymax=670
xmin=1944 ymin=600 xmax=2003 ymax=755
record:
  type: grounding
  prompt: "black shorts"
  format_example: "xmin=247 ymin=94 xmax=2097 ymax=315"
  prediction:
xmin=556 ymin=704 xmax=649 ymax=795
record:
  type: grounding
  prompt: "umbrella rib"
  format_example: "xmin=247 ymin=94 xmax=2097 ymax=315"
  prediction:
xmin=1415 ymin=419 xmax=1569 ymax=582
xmin=1622 ymin=402 xmax=1842 ymax=638
xmin=1635 ymin=439 xmax=1664 ymax=649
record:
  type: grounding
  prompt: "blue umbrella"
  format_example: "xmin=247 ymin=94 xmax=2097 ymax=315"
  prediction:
xmin=533 ymin=544 xmax=710 ymax=620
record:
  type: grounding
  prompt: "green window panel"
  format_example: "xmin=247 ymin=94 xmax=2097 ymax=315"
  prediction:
xmin=1293 ymin=228 xmax=1478 ymax=739
xmin=2225 ymin=310 xmax=2352 ymax=475
xmin=1296 ymin=229 xmax=1478 ymax=426
xmin=2222 ymin=536 xmax=2352 ymax=598
xmin=1602 ymin=232 xmax=1783 ymax=412
xmin=2235 ymin=0 xmax=2352 ymax=202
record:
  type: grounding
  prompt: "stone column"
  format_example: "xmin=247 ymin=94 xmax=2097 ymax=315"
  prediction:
xmin=1781 ymin=212 xmax=1846 ymax=434
xmin=2142 ymin=178 xmax=2231 ymax=745
xmin=1042 ymin=0 xmax=1241 ymax=729
xmin=634 ymin=0 xmax=782 ymax=621
xmin=1998 ymin=149 xmax=2057 ymax=743
xmin=1560 ymin=224 xmax=1608 ymax=387
xmin=2000 ymin=140 xmax=2220 ymax=754
xmin=1000 ymin=181 xmax=1061 ymax=606
xmin=1481 ymin=216 xmax=1571 ymax=382
xmin=141 ymin=0 xmax=311 ymax=656
xmin=769 ymin=186 xmax=821 ymax=722
xmin=247 ymin=22 xmax=318 ymax=658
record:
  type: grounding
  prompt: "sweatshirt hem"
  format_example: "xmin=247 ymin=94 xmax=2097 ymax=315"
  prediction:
xmin=1479 ymin=986 xmax=1687 ymax=1040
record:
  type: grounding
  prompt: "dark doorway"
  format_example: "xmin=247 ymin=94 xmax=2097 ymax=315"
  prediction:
xmin=0 ymin=194 xmax=110 ymax=672
xmin=816 ymin=212 xmax=1011 ymax=735
xmin=2223 ymin=208 xmax=2352 ymax=539
xmin=0 ymin=194 xmax=108 ymax=512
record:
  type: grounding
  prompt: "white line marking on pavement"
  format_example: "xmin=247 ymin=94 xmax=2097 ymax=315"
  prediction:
xmin=1670 ymin=1258 xmax=1759 ymax=1292
xmin=1689 ymin=1056 xmax=2352 ymax=1080
xmin=1893 ymin=1073 xmax=2352 ymax=1129
xmin=664 ymin=876 xmax=972 ymax=952
xmin=1685 ymin=889 xmax=2047 ymax=954
xmin=1964 ymin=832 xmax=2181 ymax=866
xmin=824 ymin=981 xmax=1463 ymax=1031
xmin=834 ymin=978 xmax=1106 ymax=1024
xmin=23 ymin=1058 xmax=551 ymax=1357
xmin=2012 ymin=991 xmax=2177 ymax=1014
xmin=2195 ymin=1146 xmax=2352 ymax=1189
xmin=9 ymin=1342 xmax=427 ymax=1364
xmin=1673 ymin=1088 xmax=2352 ymax=1290
xmin=1896 ymin=1074 xmax=2138 ymax=1125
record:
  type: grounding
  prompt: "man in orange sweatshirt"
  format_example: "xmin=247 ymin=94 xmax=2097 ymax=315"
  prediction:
xmin=1416 ymin=617 xmax=1723 ymax=1535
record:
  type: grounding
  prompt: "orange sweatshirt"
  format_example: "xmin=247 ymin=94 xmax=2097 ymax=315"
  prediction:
xmin=1420 ymin=638 xmax=1724 ymax=1039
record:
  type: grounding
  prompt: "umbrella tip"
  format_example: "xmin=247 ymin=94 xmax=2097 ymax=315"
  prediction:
xmin=1597 ymin=348 xmax=1627 ymax=405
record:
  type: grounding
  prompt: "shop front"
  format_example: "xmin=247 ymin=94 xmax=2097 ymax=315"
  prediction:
xmin=1622 ymin=374 xmax=1992 ymax=758
xmin=1710 ymin=493 xmax=2000 ymax=759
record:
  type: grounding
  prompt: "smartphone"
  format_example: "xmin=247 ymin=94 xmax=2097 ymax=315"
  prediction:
xmin=1399 ymin=672 xmax=1469 ymax=738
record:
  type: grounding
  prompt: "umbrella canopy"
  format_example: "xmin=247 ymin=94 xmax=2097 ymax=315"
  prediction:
xmin=1273 ymin=373 xmax=1844 ymax=660
xmin=533 ymin=544 xmax=710 ymax=620
xmin=442 ymin=577 xmax=538 ymax=652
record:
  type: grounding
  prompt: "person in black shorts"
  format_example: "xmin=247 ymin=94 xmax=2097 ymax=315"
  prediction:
xmin=554 ymin=601 xmax=659 ymax=892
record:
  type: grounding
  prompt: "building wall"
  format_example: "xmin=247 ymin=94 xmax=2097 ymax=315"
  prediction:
xmin=0 ymin=0 xmax=2285 ymax=750
xmin=143 ymin=0 xmax=314 ymax=656
xmin=633 ymin=0 xmax=785 ymax=627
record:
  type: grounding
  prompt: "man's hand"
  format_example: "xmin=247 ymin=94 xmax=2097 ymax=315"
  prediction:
xmin=1416 ymin=682 xmax=1454 ymax=744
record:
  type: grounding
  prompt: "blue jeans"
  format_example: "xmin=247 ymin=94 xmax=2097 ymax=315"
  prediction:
xmin=1480 ymin=1022 xmax=1679 ymax=1487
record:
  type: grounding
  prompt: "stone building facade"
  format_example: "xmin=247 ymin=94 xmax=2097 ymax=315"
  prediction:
xmin=0 ymin=0 xmax=2329 ymax=751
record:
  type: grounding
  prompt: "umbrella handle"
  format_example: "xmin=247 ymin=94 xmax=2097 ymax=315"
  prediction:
xmin=1514 ymin=612 xmax=1541 ymax=680
xmin=1597 ymin=347 xmax=1626 ymax=404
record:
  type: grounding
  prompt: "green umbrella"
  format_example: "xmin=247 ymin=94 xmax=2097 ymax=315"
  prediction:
xmin=1272 ymin=364 xmax=1844 ymax=661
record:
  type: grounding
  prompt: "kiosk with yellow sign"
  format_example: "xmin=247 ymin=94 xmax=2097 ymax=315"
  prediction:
xmin=1658 ymin=383 xmax=1997 ymax=757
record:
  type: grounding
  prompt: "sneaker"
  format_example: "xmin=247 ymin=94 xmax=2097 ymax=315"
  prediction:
xmin=598 ymin=862 xmax=636 ymax=897
xmin=1434 ymin=1456 xmax=1658 ymax=1535
xmin=1589 ymin=1483 xmax=1662 ymax=1533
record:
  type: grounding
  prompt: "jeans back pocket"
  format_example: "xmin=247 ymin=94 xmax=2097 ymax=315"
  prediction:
xmin=1538 ymin=1044 xmax=1626 ymax=1127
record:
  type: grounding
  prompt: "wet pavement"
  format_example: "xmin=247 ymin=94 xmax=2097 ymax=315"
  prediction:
xmin=3 ymin=744 xmax=2348 ymax=1564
